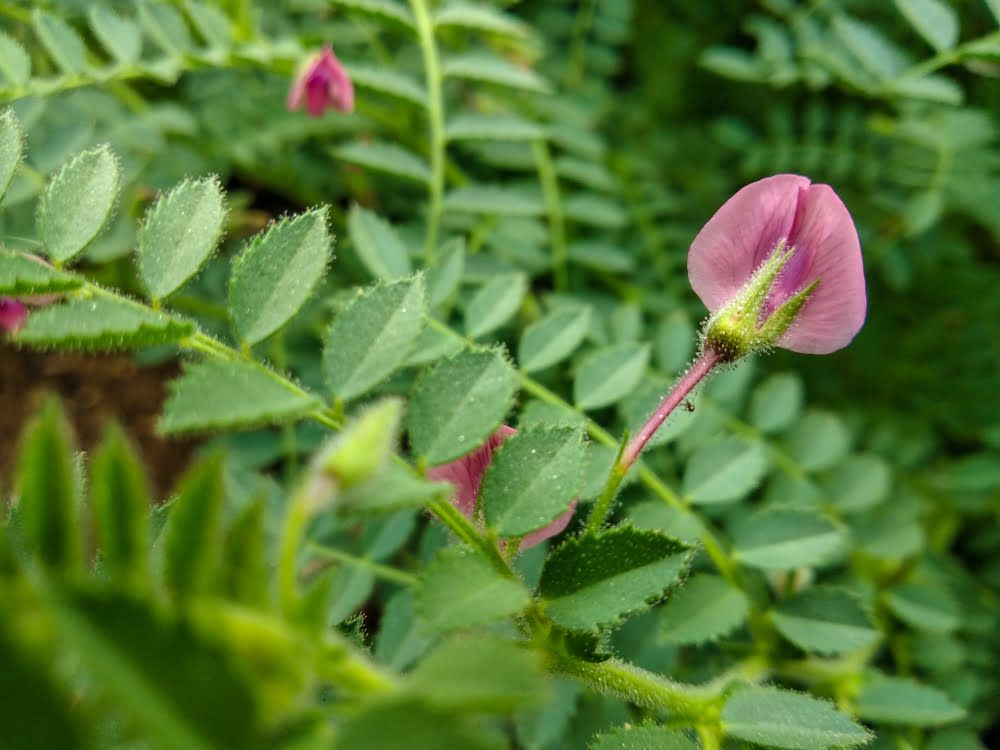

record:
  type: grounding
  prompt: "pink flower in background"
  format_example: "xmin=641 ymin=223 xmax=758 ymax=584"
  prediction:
xmin=0 ymin=298 xmax=27 ymax=332
xmin=428 ymin=425 xmax=576 ymax=551
xmin=688 ymin=173 xmax=866 ymax=355
xmin=287 ymin=44 xmax=355 ymax=116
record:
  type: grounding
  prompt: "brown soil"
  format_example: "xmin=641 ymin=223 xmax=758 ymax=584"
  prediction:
xmin=0 ymin=343 xmax=195 ymax=499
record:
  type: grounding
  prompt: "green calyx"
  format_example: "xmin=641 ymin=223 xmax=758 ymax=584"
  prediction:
xmin=702 ymin=242 xmax=818 ymax=362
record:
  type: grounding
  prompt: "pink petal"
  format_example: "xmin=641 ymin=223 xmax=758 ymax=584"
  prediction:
xmin=520 ymin=501 xmax=577 ymax=550
xmin=0 ymin=298 xmax=28 ymax=332
xmin=426 ymin=425 xmax=517 ymax=519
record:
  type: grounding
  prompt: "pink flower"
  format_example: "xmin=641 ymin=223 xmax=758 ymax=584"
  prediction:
xmin=287 ymin=44 xmax=355 ymax=116
xmin=688 ymin=174 xmax=866 ymax=355
xmin=427 ymin=426 xmax=576 ymax=551
xmin=0 ymin=298 xmax=27 ymax=332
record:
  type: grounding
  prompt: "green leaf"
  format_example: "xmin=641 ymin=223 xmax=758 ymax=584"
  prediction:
xmin=337 ymin=698 xmax=504 ymax=750
xmin=556 ymin=157 xmax=615 ymax=192
xmin=137 ymin=0 xmax=193 ymax=54
xmin=519 ymin=304 xmax=591 ymax=372
xmin=408 ymin=348 xmax=518 ymax=465
xmin=0 ymin=249 xmax=80 ymax=295
xmin=38 ymin=146 xmax=121 ymax=263
xmin=894 ymin=0 xmax=959 ymax=52
xmin=47 ymin=590 xmax=256 ymax=750
xmin=732 ymin=509 xmax=845 ymax=571
xmin=427 ymin=237 xmax=465 ymax=306
xmin=15 ymin=397 xmax=79 ymax=572
xmin=574 ymin=343 xmax=650 ymax=410
xmin=0 ymin=32 xmax=31 ymax=87
xmin=324 ymin=276 xmax=426 ymax=401
xmin=855 ymin=676 xmax=965 ymax=726
xmin=138 ymin=177 xmax=226 ymax=300
xmin=444 ymin=184 xmax=545 ymax=216
xmin=722 ymin=687 xmax=870 ymax=750
xmin=347 ymin=65 xmax=427 ymax=107
xmin=33 ymin=10 xmax=89 ymax=75
xmin=341 ymin=460 xmax=451 ymax=515
xmin=884 ymin=582 xmax=961 ymax=633
xmin=230 ymin=208 xmax=331 ymax=345
xmin=772 ymin=587 xmax=879 ymax=655
xmin=589 ymin=725 xmax=699 ymax=750
xmin=221 ymin=498 xmax=268 ymax=606
xmin=480 ymin=426 xmax=585 ymax=537
xmin=416 ymin=546 xmax=531 ymax=632
xmin=785 ymin=411 xmax=851 ymax=472
xmin=446 ymin=113 xmax=546 ymax=142
xmin=329 ymin=0 xmax=414 ymax=28
xmin=434 ymin=2 xmax=531 ymax=37
xmin=750 ymin=372 xmax=804 ymax=433
xmin=443 ymin=53 xmax=550 ymax=93
xmin=89 ymin=6 xmax=142 ymax=65
xmin=348 ymin=205 xmax=413 ymax=280
xmin=162 ymin=453 xmax=225 ymax=599
xmin=659 ymin=574 xmax=749 ymax=645
xmin=539 ymin=526 xmax=692 ymax=631
xmin=832 ymin=14 xmax=909 ymax=80
xmin=407 ymin=636 xmax=545 ymax=712
xmin=683 ymin=437 xmax=767 ymax=504
xmin=160 ymin=358 xmax=320 ymax=434
xmin=91 ymin=425 xmax=150 ymax=590
xmin=823 ymin=454 xmax=891 ymax=513
xmin=986 ymin=0 xmax=1000 ymax=25
xmin=926 ymin=729 xmax=988 ymax=750
xmin=563 ymin=194 xmax=628 ymax=229
xmin=0 ymin=109 xmax=23 ymax=202
xmin=183 ymin=0 xmax=233 ymax=47
xmin=16 ymin=296 xmax=193 ymax=349
xmin=464 ymin=272 xmax=527 ymax=338
xmin=335 ymin=140 xmax=431 ymax=184
xmin=375 ymin=589 xmax=434 ymax=670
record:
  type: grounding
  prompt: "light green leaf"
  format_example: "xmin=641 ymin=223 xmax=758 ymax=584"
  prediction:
xmin=183 ymin=0 xmax=233 ymax=47
xmin=348 ymin=205 xmax=413 ymax=280
xmin=416 ymin=547 xmax=531 ymax=632
xmin=335 ymin=140 xmax=431 ymax=183
xmin=539 ymin=526 xmax=692 ymax=631
xmin=324 ymin=276 xmax=426 ymax=401
xmin=556 ymin=157 xmax=615 ymax=192
xmin=589 ymin=725 xmax=699 ymax=750
xmin=138 ymin=177 xmax=226 ymax=300
xmin=0 ymin=249 xmax=80 ymax=295
xmin=427 ymin=237 xmax=464 ymax=306
xmin=986 ymin=0 xmax=1000 ymax=25
xmin=0 ymin=32 xmax=31 ymax=87
xmin=16 ymin=397 xmax=80 ymax=572
xmin=443 ymin=53 xmax=550 ymax=92
xmin=855 ymin=676 xmax=965 ymax=726
xmin=446 ymin=113 xmax=545 ymax=142
xmin=894 ymin=0 xmax=959 ymax=51
xmin=732 ymin=509 xmax=845 ymax=571
xmin=884 ymin=582 xmax=961 ymax=633
xmin=444 ymin=184 xmax=545 ymax=216
xmin=0 ymin=109 xmax=23 ymax=202
xmin=434 ymin=2 xmax=531 ymax=38
xmin=16 ymin=296 xmax=193 ymax=349
xmin=568 ymin=241 xmax=634 ymax=273
xmin=38 ymin=146 xmax=121 ymax=263
xmin=823 ymin=454 xmax=891 ymax=513
xmin=655 ymin=311 xmax=695 ymax=374
xmin=89 ymin=6 xmax=142 ymax=65
xmin=563 ymin=193 xmax=627 ymax=229
xmin=329 ymin=0 xmax=414 ymax=28
xmin=574 ymin=343 xmax=650 ymax=410
xmin=137 ymin=0 xmax=193 ymax=54
xmin=786 ymin=411 xmax=850 ymax=472
xmin=337 ymin=698 xmax=504 ymax=750
xmin=408 ymin=348 xmax=518 ymax=465
xmin=341 ymin=460 xmax=450 ymax=515
xmin=162 ymin=453 xmax=225 ymax=598
xmin=722 ymin=687 xmax=871 ymax=749
xmin=519 ymin=304 xmax=591 ymax=372
xmin=348 ymin=65 xmax=427 ymax=107
xmin=464 ymin=272 xmax=527 ymax=338
xmin=481 ymin=426 xmax=585 ymax=537
xmin=772 ymin=587 xmax=879 ymax=655
xmin=374 ymin=590 xmax=434 ymax=670
xmin=33 ymin=10 xmax=89 ymax=75
xmin=659 ymin=574 xmax=749 ymax=645
xmin=750 ymin=372 xmax=804 ymax=433
xmin=405 ymin=322 xmax=463 ymax=366
xmin=683 ymin=437 xmax=767 ymax=504
xmin=832 ymin=14 xmax=910 ymax=79
xmin=407 ymin=636 xmax=545 ymax=712
xmin=160 ymin=358 xmax=321 ymax=434
xmin=229 ymin=208 xmax=331 ymax=345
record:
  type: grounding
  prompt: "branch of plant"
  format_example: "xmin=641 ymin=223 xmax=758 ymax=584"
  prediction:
xmin=533 ymin=139 xmax=569 ymax=292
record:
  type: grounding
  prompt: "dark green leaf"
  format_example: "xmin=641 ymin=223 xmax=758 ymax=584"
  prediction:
xmin=772 ymin=587 xmax=879 ymax=655
xmin=519 ymin=305 xmax=591 ymax=373
xmin=884 ymin=582 xmax=961 ymax=633
xmin=732 ymin=509 xmax=845 ymax=571
xmin=464 ymin=273 xmax=527 ymax=338
xmin=222 ymin=498 xmax=268 ymax=606
xmin=337 ymin=698 xmax=504 ymax=750
xmin=162 ymin=453 xmax=225 ymax=599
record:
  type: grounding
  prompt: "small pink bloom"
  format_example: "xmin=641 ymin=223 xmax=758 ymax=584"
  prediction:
xmin=0 ymin=298 xmax=28 ymax=332
xmin=287 ymin=44 xmax=355 ymax=116
xmin=687 ymin=174 xmax=866 ymax=355
xmin=427 ymin=425 xmax=576 ymax=551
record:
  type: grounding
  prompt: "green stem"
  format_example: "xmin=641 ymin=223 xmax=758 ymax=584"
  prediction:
xmin=533 ymin=139 xmax=569 ymax=291
xmin=426 ymin=497 xmax=514 ymax=580
xmin=307 ymin=543 xmax=418 ymax=587
xmin=409 ymin=0 xmax=446 ymax=264
xmin=585 ymin=431 xmax=629 ymax=533
xmin=277 ymin=480 xmax=327 ymax=616
xmin=564 ymin=0 xmax=597 ymax=88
